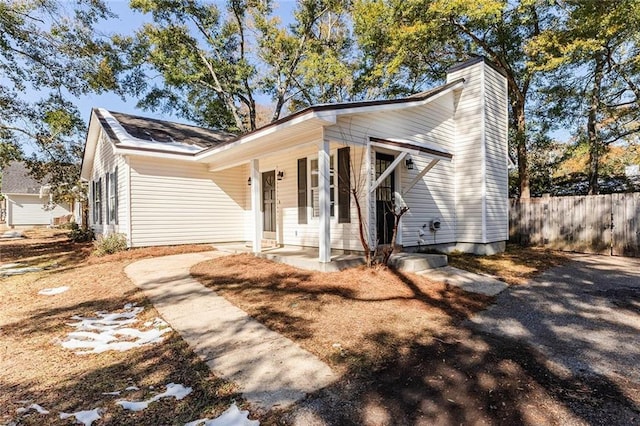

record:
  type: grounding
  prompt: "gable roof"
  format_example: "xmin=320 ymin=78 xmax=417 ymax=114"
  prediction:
xmin=82 ymin=76 xmax=466 ymax=180
xmin=94 ymin=109 xmax=236 ymax=154
xmin=197 ymin=78 xmax=465 ymax=157
xmin=1 ymin=161 xmax=45 ymax=194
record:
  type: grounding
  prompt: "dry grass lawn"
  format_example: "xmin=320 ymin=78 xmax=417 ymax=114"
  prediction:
xmin=448 ymin=244 xmax=570 ymax=285
xmin=4 ymin=231 xmax=625 ymax=425
xmin=0 ymin=229 xmax=244 ymax=425
xmin=191 ymin=252 xmax=635 ymax=425
xmin=192 ymin=254 xmax=492 ymax=377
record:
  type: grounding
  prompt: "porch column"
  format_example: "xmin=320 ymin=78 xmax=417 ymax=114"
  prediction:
xmin=251 ymin=159 xmax=262 ymax=253
xmin=318 ymin=139 xmax=331 ymax=262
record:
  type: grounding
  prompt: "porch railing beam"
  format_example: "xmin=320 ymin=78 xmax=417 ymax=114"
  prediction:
xmin=369 ymin=151 xmax=407 ymax=194
xmin=318 ymin=139 xmax=331 ymax=263
xmin=251 ymin=159 xmax=262 ymax=253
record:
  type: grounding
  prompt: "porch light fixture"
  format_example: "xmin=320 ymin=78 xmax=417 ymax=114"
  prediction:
xmin=247 ymin=177 xmax=251 ymax=186
xmin=405 ymin=158 xmax=415 ymax=170
xmin=277 ymin=170 xmax=284 ymax=180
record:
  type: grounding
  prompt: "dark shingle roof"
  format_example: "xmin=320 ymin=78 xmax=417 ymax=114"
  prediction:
xmin=1 ymin=162 xmax=44 ymax=194
xmin=94 ymin=109 xmax=236 ymax=151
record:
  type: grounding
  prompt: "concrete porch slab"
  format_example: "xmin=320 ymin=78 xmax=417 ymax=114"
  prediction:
xmin=215 ymin=243 xmax=448 ymax=273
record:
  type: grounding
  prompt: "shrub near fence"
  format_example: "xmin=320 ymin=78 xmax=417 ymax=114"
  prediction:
xmin=510 ymin=193 xmax=640 ymax=257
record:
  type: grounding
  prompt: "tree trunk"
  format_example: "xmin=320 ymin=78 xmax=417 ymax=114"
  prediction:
xmin=352 ymin=187 xmax=372 ymax=267
xmin=513 ymin=97 xmax=530 ymax=199
xmin=382 ymin=205 xmax=409 ymax=266
xmin=587 ymin=53 xmax=605 ymax=195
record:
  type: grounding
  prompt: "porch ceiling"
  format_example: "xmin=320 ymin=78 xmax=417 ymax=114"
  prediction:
xmin=198 ymin=118 xmax=327 ymax=171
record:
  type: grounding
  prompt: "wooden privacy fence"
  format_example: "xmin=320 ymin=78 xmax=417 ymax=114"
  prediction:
xmin=510 ymin=193 xmax=640 ymax=257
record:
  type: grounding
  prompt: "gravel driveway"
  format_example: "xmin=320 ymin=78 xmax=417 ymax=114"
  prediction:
xmin=469 ymin=254 xmax=640 ymax=409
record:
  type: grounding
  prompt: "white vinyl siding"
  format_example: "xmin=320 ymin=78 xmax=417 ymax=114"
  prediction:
xmin=447 ymin=59 xmax=508 ymax=244
xmin=5 ymin=194 xmax=71 ymax=226
xmin=448 ymin=61 xmax=487 ymax=243
xmin=89 ymin=130 xmax=128 ymax=239
xmin=255 ymin=143 xmax=364 ymax=251
xmin=128 ymin=157 xmax=248 ymax=247
xmin=484 ymin=66 xmax=510 ymax=241
xmin=325 ymin=95 xmax=457 ymax=249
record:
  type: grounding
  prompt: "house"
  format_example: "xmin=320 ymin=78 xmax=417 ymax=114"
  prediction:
xmin=1 ymin=161 xmax=73 ymax=227
xmin=81 ymin=57 xmax=508 ymax=261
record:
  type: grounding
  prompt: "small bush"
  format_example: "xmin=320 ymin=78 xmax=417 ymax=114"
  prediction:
xmin=93 ymin=233 xmax=128 ymax=256
xmin=68 ymin=222 xmax=95 ymax=243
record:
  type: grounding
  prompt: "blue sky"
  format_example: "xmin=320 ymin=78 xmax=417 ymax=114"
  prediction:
xmin=73 ymin=0 xmax=297 ymax=125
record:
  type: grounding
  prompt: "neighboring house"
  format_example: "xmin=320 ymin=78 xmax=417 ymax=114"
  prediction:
xmin=1 ymin=162 xmax=72 ymax=227
xmin=81 ymin=57 xmax=509 ymax=261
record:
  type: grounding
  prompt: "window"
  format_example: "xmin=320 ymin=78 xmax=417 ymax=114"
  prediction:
xmin=310 ymin=155 xmax=335 ymax=218
xmin=297 ymin=148 xmax=350 ymax=224
xmin=92 ymin=178 xmax=102 ymax=225
xmin=106 ymin=168 xmax=118 ymax=224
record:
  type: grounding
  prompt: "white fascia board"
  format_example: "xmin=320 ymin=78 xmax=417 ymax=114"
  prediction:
xmin=332 ymin=80 xmax=464 ymax=118
xmin=80 ymin=111 xmax=101 ymax=180
xmin=371 ymin=141 xmax=421 ymax=157
xmin=194 ymin=110 xmax=337 ymax=162
xmin=113 ymin=147 xmax=196 ymax=161
xmin=3 ymin=192 xmax=41 ymax=196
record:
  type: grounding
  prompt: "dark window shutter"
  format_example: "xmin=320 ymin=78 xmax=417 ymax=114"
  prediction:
xmin=89 ymin=180 xmax=98 ymax=224
xmin=98 ymin=177 xmax=103 ymax=225
xmin=337 ymin=147 xmax=351 ymax=223
xmin=105 ymin=173 xmax=110 ymax=224
xmin=114 ymin=167 xmax=119 ymax=225
xmin=297 ymin=158 xmax=307 ymax=224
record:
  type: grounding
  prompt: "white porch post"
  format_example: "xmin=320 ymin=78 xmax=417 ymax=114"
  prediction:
xmin=318 ymin=139 xmax=331 ymax=262
xmin=251 ymin=159 xmax=262 ymax=253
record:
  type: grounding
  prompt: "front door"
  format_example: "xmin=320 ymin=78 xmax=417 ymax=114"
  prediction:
xmin=375 ymin=153 xmax=395 ymax=245
xmin=262 ymin=171 xmax=276 ymax=238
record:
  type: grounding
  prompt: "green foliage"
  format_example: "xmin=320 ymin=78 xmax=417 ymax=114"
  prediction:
xmin=121 ymin=0 xmax=354 ymax=132
xmin=68 ymin=222 xmax=95 ymax=243
xmin=93 ymin=233 xmax=128 ymax=256
xmin=0 ymin=0 xmax=126 ymax=200
xmin=352 ymin=0 xmax=557 ymax=198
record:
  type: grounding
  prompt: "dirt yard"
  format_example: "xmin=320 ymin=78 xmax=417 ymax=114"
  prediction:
xmin=0 ymin=230 xmax=246 ymax=425
xmin=2 ymin=232 xmax=634 ymax=425
xmin=192 ymin=252 xmax=639 ymax=425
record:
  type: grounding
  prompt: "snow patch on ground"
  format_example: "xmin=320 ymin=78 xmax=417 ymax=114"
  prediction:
xmin=59 ymin=408 xmax=101 ymax=425
xmin=1 ymin=230 xmax=25 ymax=239
xmin=1 ymin=266 xmax=43 ymax=276
xmin=16 ymin=403 xmax=50 ymax=415
xmin=60 ymin=304 xmax=171 ymax=354
xmin=117 ymin=383 xmax=193 ymax=412
xmin=184 ymin=403 xmax=259 ymax=426
xmin=38 ymin=286 xmax=69 ymax=295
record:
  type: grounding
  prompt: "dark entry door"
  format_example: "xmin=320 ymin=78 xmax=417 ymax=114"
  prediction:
xmin=262 ymin=171 xmax=276 ymax=235
xmin=375 ymin=153 xmax=395 ymax=245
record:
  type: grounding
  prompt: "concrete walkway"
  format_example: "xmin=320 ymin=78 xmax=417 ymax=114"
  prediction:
xmin=417 ymin=266 xmax=508 ymax=296
xmin=124 ymin=251 xmax=337 ymax=410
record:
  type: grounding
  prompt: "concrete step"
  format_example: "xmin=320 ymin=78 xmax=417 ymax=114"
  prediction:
xmin=389 ymin=252 xmax=448 ymax=272
xmin=261 ymin=239 xmax=278 ymax=248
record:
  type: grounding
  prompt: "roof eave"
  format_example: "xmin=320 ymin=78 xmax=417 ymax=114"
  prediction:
xmin=194 ymin=110 xmax=337 ymax=162
xmin=194 ymin=79 xmax=464 ymax=162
